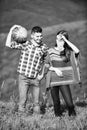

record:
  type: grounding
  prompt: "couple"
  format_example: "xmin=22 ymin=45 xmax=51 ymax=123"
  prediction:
xmin=6 ymin=25 xmax=81 ymax=117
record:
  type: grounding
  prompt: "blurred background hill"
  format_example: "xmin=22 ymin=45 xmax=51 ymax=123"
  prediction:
xmin=0 ymin=0 xmax=87 ymax=101
xmin=0 ymin=0 xmax=87 ymax=33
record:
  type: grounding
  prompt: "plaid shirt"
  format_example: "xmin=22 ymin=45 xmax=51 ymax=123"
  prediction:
xmin=11 ymin=41 xmax=48 ymax=78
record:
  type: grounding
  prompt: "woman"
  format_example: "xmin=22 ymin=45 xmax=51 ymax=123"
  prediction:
xmin=45 ymin=30 xmax=81 ymax=117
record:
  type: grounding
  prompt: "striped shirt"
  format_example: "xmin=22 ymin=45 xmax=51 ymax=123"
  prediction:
xmin=11 ymin=41 xmax=48 ymax=78
xmin=48 ymin=47 xmax=71 ymax=67
xmin=47 ymin=48 xmax=75 ymax=85
xmin=46 ymin=47 xmax=80 ymax=86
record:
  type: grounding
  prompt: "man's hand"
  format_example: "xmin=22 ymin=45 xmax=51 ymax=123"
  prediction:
xmin=37 ymin=74 xmax=44 ymax=80
xmin=11 ymin=41 xmax=18 ymax=48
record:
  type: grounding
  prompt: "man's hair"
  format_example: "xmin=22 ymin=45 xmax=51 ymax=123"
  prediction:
xmin=31 ymin=26 xmax=42 ymax=33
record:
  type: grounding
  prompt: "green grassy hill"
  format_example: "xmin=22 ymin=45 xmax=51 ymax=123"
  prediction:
xmin=0 ymin=0 xmax=87 ymax=33
xmin=0 ymin=25 xmax=87 ymax=101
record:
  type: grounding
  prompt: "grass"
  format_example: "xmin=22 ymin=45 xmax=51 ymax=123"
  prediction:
xmin=0 ymin=98 xmax=87 ymax=130
xmin=0 ymin=27 xmax=87 ymax=129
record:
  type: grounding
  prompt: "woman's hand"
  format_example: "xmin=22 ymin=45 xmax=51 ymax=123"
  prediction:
xmin=61 ymin=35 xmax=67 ymax=42
xmin=61 ymin=35 xmax=80 ymax=54
xmin=55 ymin=68 xmax=63 ymax=77
xmin=49 ymin=66 xmax=63 ymax=77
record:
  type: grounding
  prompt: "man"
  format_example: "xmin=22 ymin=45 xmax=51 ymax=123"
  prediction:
xmin=6 ymin=25 xmax=48 ymax=114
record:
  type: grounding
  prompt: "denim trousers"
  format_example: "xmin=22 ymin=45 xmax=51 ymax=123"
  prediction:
xmin=18 ymin=74 xmax=40 ymax=111
xmin=50 ymin=85 xmax=75 ymax=116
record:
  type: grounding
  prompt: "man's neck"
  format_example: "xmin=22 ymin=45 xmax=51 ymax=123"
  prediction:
xmin=31 ymin=39 xmax=39 ymax=47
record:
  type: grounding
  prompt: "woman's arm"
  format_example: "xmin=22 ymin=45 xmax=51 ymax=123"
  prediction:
xmin=62 ymin=35 xmax=80 ymax=54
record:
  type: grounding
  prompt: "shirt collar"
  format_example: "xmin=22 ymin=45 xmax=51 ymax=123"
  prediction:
xmin=30 ymin=39 xmax=40 ymax=47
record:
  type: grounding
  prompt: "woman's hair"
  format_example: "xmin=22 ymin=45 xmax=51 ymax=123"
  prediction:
xmin=57 ymin=30 xmax=69 ymax=40
xmin=55 ymin=30 xmax=69 ymax=47
xmin=55 ymin=30 xmax=71 ymax=62
xmin=55 ymin=30 xmax=72 ymax=49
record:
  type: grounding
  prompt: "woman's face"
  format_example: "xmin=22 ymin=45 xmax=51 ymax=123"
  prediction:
xmin=56 ymin=34 xmax=65 ymax=50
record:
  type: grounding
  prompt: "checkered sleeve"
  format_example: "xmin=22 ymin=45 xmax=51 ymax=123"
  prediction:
xmin=10 ymin=41 xmax=29 ymax=50
xmin=41 ymin=44 xmax=48 ymax=53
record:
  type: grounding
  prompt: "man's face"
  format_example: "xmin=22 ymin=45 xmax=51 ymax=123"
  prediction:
xmin=31 ymin=32 xmax=43 ymax=45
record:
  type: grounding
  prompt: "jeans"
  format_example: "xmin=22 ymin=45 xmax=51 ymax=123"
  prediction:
xmin=51 ymin=85 xmax=76 ymax=116
xmin=18 ymin=74 xmax=40 ymax=112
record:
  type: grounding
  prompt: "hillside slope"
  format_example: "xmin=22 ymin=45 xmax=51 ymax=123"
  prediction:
xmin=0 ymin=0 xmax=87 ymax=33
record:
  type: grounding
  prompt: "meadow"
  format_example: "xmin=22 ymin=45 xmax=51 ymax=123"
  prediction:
xmin=0 ymin=0 xmax=87 ymax=129
xmin=0 ymin=23 xmax=87 ymax=130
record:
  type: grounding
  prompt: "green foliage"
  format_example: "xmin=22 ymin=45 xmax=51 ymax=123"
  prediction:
xmin=0 ymin=99 xmax=87 ymax=130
